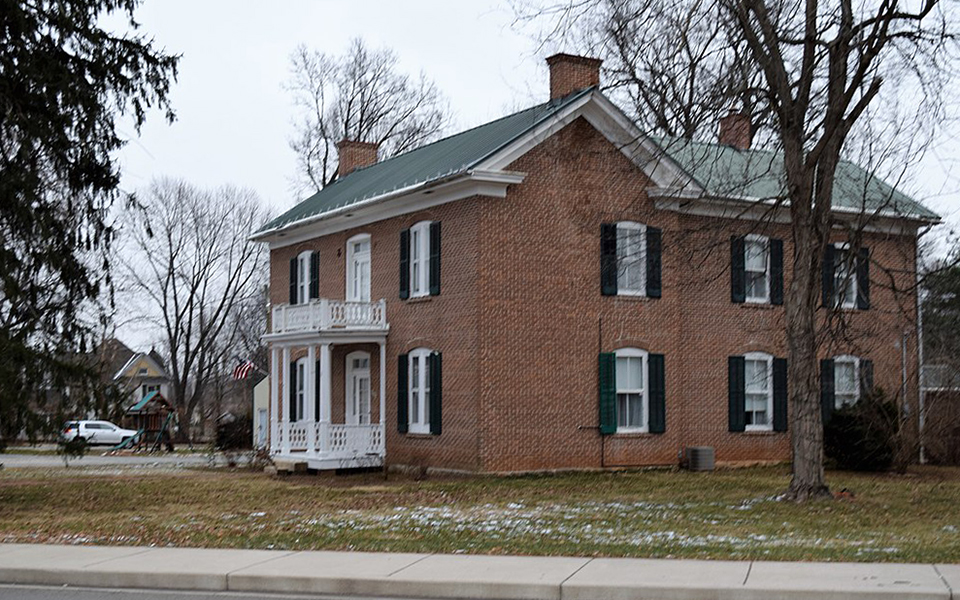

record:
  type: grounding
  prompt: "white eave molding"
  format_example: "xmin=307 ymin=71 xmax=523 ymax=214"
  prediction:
xmin=254 ymin=169 xmax=526 ymax=249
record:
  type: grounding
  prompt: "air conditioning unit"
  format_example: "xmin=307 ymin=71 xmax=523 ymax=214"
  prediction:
xmin=686 ymin=446 xmax=715 ymax=472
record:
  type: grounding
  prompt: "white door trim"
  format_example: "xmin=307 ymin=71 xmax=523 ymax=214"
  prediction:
xmin=345 ymin=351 xmax=372 ymax=425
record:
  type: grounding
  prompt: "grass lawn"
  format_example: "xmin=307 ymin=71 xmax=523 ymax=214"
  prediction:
xmin=0 ymin=464 xmax=958 ymax=562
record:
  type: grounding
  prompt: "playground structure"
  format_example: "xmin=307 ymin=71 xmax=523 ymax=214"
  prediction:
xmin=115 ymin=390 xmax=177 ymax=453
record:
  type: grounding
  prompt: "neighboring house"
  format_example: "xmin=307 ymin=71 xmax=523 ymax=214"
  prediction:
xmin=113 ymin=348 xmax=170 ymax=407
xmin=252 ymin=54 xmax=938 ymax=473
xmin=253 ymin=377 xmax=270 ymax=449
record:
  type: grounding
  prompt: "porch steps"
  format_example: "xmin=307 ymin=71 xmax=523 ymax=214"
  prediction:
xmin=273 ymin=453 xmax=382 ymax=473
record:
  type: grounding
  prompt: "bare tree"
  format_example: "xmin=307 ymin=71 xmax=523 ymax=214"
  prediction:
xmin=286 ymin=38 xmax=450 ymax=193
xmin=517 ymin=0 xmax=955 ymax=499
xmin=121 ymin=179 xmax=270 ymax=440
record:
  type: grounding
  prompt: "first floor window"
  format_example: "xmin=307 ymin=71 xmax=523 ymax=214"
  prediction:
xmin=615 ymin=349 xmax=647 ymax=431
xmin=744 ymin=353 xmax=773 ymax=430
xmin=616 ymin=222 xmax=646 ymax=294
xmin=834 ymin=356 xmax=859 ymax=408
xmin=408 ymin=348 xmax=432 ymax=433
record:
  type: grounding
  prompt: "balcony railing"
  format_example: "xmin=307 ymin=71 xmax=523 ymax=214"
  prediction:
xmin=271 ymin=299 xmax=387 ymax=334
xmin=280 ymin=422 xmax=384 ymax=459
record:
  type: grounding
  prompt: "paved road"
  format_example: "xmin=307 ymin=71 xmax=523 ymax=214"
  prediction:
xmin=0 ymin=452 xmax=247 ymax=469
xmin=0 ymin=584 xmax=358 ymax=599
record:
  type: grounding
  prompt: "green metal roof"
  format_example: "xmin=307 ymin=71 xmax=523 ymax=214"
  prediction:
xmin=651 ymin=136 xmax=939 ymax=221
xmin=129 ymin=390 xmax=158 ymax=412
xmin=259 ymin=87 xmax=596 ymax=234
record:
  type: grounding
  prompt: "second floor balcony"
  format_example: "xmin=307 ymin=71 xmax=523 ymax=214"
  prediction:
xmin=270 ymin=299 xmax=388 ymax=335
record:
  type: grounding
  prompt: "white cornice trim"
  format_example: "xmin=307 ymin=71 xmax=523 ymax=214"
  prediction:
xmin=257 ymin=170 xmax=525 ymax=249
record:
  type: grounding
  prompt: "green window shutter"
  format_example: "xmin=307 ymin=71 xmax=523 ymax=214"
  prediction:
xmin=598 ymin=352 xmax=616 ymax=434
xmin=289 ymin=257 xmax=297 ymax=305
xmin=646 ymin=226 xmax=662 ymax=298
xmin=728 ymin=356 xmax=746 ymax=432
xmin=648 ymin=353 xmax=666 ymax=434
xmin=429 ymin=351 xmax=442 ymax=435
xmin=860 ymin=358 xmax=874 ymax=396
xmin=770 ymin=238 xmax=784 ymax=306
xmin=820 ymin=359 xmax=835 ymax=425
xmin=773 ymin=357 xmax=788 ymax=432
xmin=309 ymin=251 xmax=320 ymax=300
xmin=856 ymin=247 xmax=870 ymax=309
xmin=399 ymin=229 xmax=411 ymax=300
xmin=600 ymin=224 xmax=618 ymax=296
xmin=289 ymin=361 xmax=297 ymax=422
xmin=397 ymin=354 xmax=409 ymax=433
xmin=429 ymin=222 xmax=441 ymax=296
xmin=822 ymin=245 xmax=835 ymax=307
xmin=314 ymin=358 xmax=321 ymax=423
xmin=730 ymin=236 xmax=746 ymax=303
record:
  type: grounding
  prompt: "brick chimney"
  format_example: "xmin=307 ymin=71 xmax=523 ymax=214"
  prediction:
xmin=337 ymin=139 xmax=379 ymax=177
xmin=546 ymin=53 xmax=602 ymax=100
xmin=718 ymin=113 xmax=752 ymax=150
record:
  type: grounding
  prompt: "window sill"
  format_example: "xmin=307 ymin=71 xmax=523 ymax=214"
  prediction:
xmin=405 ymin=296 xmax=433 ymax=304
xmin=404 ymin=432 xmax=435 ymax=439
xmin=611 ymin=294 xmax=652 ymax=302
xmin=611 ymin=430 xmax=654 ymax=438
xmin=742 ymin=429 xmax=780 ymax=436
xmin=740 ymin=302 xmax=778 ymax=310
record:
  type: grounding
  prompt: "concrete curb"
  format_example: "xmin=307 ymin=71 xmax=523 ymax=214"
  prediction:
xmin=0 ymin=544 xmax=954 ymax=599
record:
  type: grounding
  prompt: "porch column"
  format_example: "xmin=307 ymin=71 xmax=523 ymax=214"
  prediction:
xmin=379 ymin=341 xmax=386 ymax=457
xmin=281 ymin=346 xmax=291 ymax=454
xmin=270 ymin=345 xmax=279 ymax=454
xmin=305 ymin=344 xmax=317 ymax=453
xmin=319 ymin=343 xmax=332 ymax=453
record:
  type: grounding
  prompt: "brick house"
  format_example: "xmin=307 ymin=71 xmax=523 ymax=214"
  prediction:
xmin=252 ymin=54 xmax=938 ymax=473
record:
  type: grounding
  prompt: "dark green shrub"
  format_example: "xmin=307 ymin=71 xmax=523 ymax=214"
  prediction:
xmin=824 ymin=388 xmax=899 ymax=471
xmin=215 ymin=415 xmax=252 ymax=451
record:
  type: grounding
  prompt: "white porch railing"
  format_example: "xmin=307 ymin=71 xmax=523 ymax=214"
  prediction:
xmin=271 ymin=299 xmax=387 ymax=335
xmin=282 ymin=422 xmax=384 ymax=459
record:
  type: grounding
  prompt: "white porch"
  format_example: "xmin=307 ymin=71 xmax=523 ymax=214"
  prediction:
xmin=265 ymin=299 xmax=388 ymax=471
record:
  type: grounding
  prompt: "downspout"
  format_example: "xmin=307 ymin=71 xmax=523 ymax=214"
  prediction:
xmin=916 ymin=230 xmax=928 ymax=464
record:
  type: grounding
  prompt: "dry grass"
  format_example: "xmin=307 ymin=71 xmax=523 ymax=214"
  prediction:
xmin=1 ymin=464 xmax=958 ymax=562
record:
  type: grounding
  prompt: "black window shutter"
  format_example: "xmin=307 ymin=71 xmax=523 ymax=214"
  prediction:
xmin=289 ymin=257 xmax=297 ymax=305
xmin=728 ymin=356 xmax=746 ymax=432
xmin=731 ymin=236 xmax=746 ymax=303
xmin=429 ymin=222 xmax=441 ymax=296
xmin=770 ymin=238 xmax=784 ymax=306
xmin=598 ymin=352 xmax=616 ymax=434
xmin=646 ymin=227 xmax=662 ymax=298
xmin=399 ymin=229 xmax=411 ymax=300
xmin=822 ymin=245 xmax=835 ymax=307
xmin=309 ymin=251 xmax=320 ymax=300
xmin=857 ymin=247 xmax=870 ymax=309
xmin=820 ymin=359 xmax=835 ymax=425
xmin=429 ymin=352 xmax=442 ymax=435
xmin=289 ymin=361 xmax=297 ymax=422
xmin=600 ymin=224 xmax=618 ymax=296
xmin=773 ymin=357 xmax=788 ymax=432
xmin=648 ymin=353 xmax=665 ymax=434
xmin=860 ymin=358 xmax=874 ymax=396
xmin=397 ymin=354 xmax=409 ymax=433
xmin=315 ymin=358 xmax=321 ymax=422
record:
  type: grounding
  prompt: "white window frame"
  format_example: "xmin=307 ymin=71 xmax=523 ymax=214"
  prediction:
xmin=295 ymin=357 xmax=307 ymax=422
xmin=616 ymin=221 xmax=646 ymax=296
xmin=296 ymin=250 xmax=311 ymax=305
xmin=834 ymin=355 xmax=860 ymax=409
xmin=614 ymin=347 xmax=648 ymax=433
xmin=346 ymin=233 xmax=371 ymax=302
xmin=409 ymin=221 xmax=431 ymax=298
xmin=408 ymin=347 xmax=432 ymax=433
xmin=744 ymin=234 xmax=770 ymax=304
xmin=743 ymin=351 xmax=774 ymax=432
xmin=345 ymin=351 xmax=372 ymax=425
xmin=833 ymin=243 xmax=857 ymax=309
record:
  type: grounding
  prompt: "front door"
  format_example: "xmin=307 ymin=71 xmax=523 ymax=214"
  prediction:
xmin=345 ymin=352 xmax=371 ymax=425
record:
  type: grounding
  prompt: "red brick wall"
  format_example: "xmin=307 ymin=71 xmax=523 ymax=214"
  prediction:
xmin=268 ymin=116 xmax=921 ymax=473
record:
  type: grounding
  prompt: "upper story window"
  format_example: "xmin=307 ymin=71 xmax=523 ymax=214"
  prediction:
xmin=615 ymin=348 xmax=648 ymax=433
xmin=601 ymin=222 xmax=661 ymax=298
xmin=744 ymin=352 xmax=773 ymax=431
xmin=399 ymin=348 xmax=442 ymax=435
xmin=834 ymin=355 xmax=860 ymax=408
xmin=731 ymin=235 xmax=783 ymax=305
xmin=400 ymin=221 xmax=441 ymax=299
xmin=824 ymin=243 xmax=869 ymax=310
xmin=289 ymin=250 xmax=319 ymax=305
xmin=346 ymin=234 xmax=371 ymax=302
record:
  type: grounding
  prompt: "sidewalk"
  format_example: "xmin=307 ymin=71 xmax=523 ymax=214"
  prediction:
xmin=0 ymin=544 xmax=956 ymax=599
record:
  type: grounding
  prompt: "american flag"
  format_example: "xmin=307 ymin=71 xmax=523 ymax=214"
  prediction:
xmin=233 ymin=359 xmax=256 ymax=380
